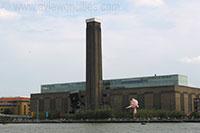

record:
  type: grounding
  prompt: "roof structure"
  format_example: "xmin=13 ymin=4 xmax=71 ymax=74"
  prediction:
xmin=86 ymin=18 xmax=101 ymax=23
xmin=0 ymin=97 xmax=30 ymax=101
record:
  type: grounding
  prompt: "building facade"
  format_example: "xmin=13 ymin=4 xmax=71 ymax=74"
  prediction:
xmin=102 ymin=85 xmax=200 ymax=114
xmin=30 ymin=18 xmax=200 ymax=118
xmin=31 ymin=74 xmax=200 ymax=116
xmin=0 ymin=97 xmax=30 ymax=115
xmin=31 ymin=92 xmax=70 ymax=118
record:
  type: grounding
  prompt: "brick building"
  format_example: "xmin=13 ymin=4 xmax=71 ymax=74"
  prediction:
xmin=31 ymin=74 xmax=200 ymax=116
xmin=30 ymin=18 xmax=200 ymax=117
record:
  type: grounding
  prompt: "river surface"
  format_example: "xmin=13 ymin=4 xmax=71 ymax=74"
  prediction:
xmin=0 ymin=123 xmax=200 ymax=133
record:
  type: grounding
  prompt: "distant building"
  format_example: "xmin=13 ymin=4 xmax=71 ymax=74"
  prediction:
xmin=31 ymin=74 xmax=200 ymax=117
xmin=0 ymin=97 xmax=30 ymax=115
xmin=30 ymin=18 xmax=200 ymax=118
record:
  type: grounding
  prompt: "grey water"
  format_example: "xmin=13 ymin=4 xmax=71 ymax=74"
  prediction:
xmin=0 ymin=123 xmax=200 ymax=133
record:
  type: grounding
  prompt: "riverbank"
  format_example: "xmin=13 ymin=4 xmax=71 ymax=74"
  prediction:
xmin=1 ymin=119 xmax=200 ymax=124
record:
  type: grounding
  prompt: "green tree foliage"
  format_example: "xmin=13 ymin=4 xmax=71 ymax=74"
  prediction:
xmin=73 ymin=109 xmax=113 ymax=120
xmin=3 ymin=109 xmax=13 ymax=115
xmin=136 ymin=110 xmax=185 ymax=119
xmin=64 ymin=109 xmax=185 ymax=120
xmin=189 ymin=112 xmax=200 ymax=119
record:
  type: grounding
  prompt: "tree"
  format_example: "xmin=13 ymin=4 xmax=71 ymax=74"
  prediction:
xmin=3 ymin=108 xmax=13 ymax=114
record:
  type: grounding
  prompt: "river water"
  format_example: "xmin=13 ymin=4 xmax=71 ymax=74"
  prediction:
xmin=0 ymin=123 xmax=200 ymax=133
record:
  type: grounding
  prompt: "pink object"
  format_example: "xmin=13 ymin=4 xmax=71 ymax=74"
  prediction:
xmin=126 ymin=98 xmax=139 ymax=114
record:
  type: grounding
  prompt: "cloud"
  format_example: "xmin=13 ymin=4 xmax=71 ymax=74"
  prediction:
xmin=1 ymin=0 xmax=200 ymax=96
xmin=0 ymin=8 xmax=19 ymax=19
xmin=2 ymin=0 xmax=122 ymax=17
xmin=8 ymin=0 xmax=35 ymax=4
xmin=132 ymin=0 xmax=165 ymax=7
xmin=181 ymin=56 xmax=200 ymax=64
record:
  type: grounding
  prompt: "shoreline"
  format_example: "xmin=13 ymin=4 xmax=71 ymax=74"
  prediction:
xmin=1 ymin=119 xmax=200 ymax=124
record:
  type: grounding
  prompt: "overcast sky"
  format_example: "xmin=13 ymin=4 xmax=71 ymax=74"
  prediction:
xmin=0 ymin=0 xmax=200 ymax=97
